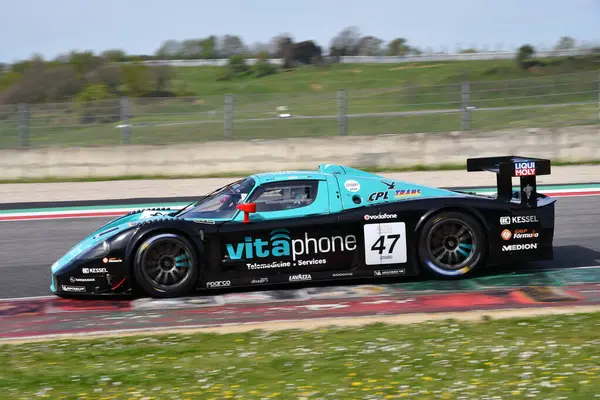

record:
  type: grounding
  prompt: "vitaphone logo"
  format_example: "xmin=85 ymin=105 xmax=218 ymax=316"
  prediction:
xmin=226 ymin=228 xmax=357 ymax=261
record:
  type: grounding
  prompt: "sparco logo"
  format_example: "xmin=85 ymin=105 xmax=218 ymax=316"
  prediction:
xmin=289 ymin=274 xmax=311 ymax=282
xmin=502 ymin=243 xmax=538 ymax=251
xmin=82 ymin=268 xmax=108 ymax=274
xmin=364 ymin=213 xmax=397 ymax=221
xmin=206 ymin=280 xmax=231 ymax=288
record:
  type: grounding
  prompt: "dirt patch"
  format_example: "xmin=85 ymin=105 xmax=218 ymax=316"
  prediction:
xmin=192 ymin=99 xmax=206 ymax=105
xmin=310 ymin=84 xmax=324 ymax=90
xmin=3 ymin=305 xmax=600 ymax=345
xmin=350 ymin=69 xmax=362 ymax=73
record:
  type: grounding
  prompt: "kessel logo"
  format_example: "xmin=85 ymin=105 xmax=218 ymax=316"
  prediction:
xmin=82 ymin=267 xmax=108 ymax=274
xmin=500 ymin=215 xmax=539 ymax=225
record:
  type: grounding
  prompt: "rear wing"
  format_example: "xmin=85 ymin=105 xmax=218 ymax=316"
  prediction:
xmin=466 ymin=156 xmax=551 ymax=207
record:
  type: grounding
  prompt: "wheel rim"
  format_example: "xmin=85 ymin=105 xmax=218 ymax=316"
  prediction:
xmin=426 ymin=218 xmax=477 ymax=271
xmin=140 ymin=238 xmax=193 ymax=290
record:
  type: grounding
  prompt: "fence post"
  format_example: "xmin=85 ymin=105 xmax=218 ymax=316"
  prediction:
xmin=18 ymin=103 xmax=29 ymax=148
xmin=120 ymin=97 xmax=131 ymax=144
xmin=461 ymin=81 xmax=472 ymax=131
xmin=337 ymin=89 xmax=347 ymax=136
xmin=224 ymin=94 xmax=234 ymax=139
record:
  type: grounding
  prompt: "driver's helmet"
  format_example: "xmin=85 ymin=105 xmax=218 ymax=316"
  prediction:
xmin=289 ymin=186 xmax=308 ymax=200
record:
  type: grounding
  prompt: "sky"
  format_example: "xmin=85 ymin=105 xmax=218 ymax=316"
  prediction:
xmin=1 ymin=0 xmax=599 ymax=62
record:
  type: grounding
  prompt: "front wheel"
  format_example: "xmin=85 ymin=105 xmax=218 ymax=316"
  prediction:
xmin=133 ymin=233 xmax=199 ymax=298
xmin=417 ymin=211 xmax=486 ymax=278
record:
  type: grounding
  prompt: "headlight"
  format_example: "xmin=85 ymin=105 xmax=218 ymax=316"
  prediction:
xmin=77 ymin=241 xmax=110 ymax=261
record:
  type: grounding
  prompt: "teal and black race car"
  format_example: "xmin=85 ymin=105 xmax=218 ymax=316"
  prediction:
xmin=50 ymin=156 xmax=556 ymax=298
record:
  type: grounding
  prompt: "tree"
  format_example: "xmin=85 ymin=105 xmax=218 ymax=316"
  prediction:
xmin=200 ymin=36 xmax=217 ymax=59
xmin=554 ymin=36 xmax=576 ymax=51
xmin=270 ymin=34 xmax=293 ymax=58
xmin=357 ymin=36 xmax=383 ymax=56
xmin=516 ymin=44 xmax=539 ymax=70
xmin=120 ymin=62 xmax=153 ymax=96
xmin=180 ymin=39 xmax=204 ymax=59
xmin=101 ymin=49 xmax=127 ymax=62
xmin=329 ymin=26 xmax=361 ymax=56
xmin=254 ymin=51 xmax=277 ymax=78
xmin=217 ymin=35 xmax=246 ymax=58
xmin=386 ymin=38 xmax=410 ymax=56
xmin=155 ymin=40 xmax=184 ymax=59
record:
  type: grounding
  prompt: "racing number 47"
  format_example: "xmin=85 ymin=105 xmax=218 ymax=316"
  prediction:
xmin=364 ymin=222 xmax=408 ymax=265
xmin=371 ymin=234 xmax=401 ymax=254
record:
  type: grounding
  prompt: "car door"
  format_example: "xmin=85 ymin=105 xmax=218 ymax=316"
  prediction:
xmin=217 ymin=178 xmax=357 ymax=280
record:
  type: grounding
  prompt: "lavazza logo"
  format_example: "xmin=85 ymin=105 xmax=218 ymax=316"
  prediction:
xmin=289 ymin=274 xmax=312 ymax=282
xmin=502 ymin=243 xmax=539 ymax=252
xmin=364 ymin=213 xmax=397 ymax=221
xmin=206 ymin=280 xmax=231 ymax=288
xmin=500 ymin=215 xmax=539 ymax=225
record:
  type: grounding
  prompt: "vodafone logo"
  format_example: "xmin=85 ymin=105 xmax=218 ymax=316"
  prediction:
xmin=501 ymin=229 xmax=512 ymax=240
xmin=364 ymin=213 xmax=397 ymax=221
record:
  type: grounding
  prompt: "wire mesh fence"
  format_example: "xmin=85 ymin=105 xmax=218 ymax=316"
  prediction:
xmin=0 ymin=70 xmax=598 ymax=148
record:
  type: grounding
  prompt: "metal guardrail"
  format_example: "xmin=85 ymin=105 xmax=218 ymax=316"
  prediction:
xmin=136 ymin=48 xmax=595 ymax=67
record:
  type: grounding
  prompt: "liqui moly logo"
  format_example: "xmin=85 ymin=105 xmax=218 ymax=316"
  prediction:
xmin=515 ymin=161 xmax=536 ymax=176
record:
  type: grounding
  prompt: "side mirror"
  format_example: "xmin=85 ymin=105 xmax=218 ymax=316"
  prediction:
xmin=236 ymin=202 xmax=257 ymax=223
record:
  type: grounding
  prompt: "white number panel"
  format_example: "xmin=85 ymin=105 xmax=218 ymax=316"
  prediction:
xmin=363 ymin=222 xmax=407 ymax=265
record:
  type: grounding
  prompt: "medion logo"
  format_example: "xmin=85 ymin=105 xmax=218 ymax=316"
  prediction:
xmin=502 ymin=243 xmax=538 ymax=251
xmin=225 ymin=229 xmax=357 ymax=261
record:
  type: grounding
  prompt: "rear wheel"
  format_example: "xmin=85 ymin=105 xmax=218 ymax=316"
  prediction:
xmin=133 ymin=233 xmax=198 ymax=298
xmin=417 ymin=211 xmax=486 ymax=278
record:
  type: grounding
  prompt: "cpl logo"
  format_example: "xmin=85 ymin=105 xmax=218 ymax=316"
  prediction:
xmin=501 ymin=229 xmax=512 ymax=241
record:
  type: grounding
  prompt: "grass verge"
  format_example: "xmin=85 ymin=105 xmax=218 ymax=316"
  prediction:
xmin=1 ymin=159 xmax=599 ymax=184
xmin=1 ymin=312 xmax=600 ymax=399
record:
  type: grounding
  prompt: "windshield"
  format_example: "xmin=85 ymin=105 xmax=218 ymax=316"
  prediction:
xmin=177 ymin=177 xmax=256 ymax=219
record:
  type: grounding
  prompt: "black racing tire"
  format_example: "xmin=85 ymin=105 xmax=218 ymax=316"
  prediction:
xmin=417 ymin=211 xmax=486 ymax=279
xmin=133 ymin=233 xmax=199 ymax=298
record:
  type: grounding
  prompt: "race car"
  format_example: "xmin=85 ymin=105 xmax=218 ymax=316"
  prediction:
xmin=50 ymin=156 xmax=555 ymax=298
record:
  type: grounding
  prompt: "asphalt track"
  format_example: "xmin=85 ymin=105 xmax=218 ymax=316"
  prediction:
xmin=1 ymin=196 xmax=599 ymax=300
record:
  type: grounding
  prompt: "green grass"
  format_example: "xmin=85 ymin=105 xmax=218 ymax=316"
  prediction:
xmin=2 ymin=313 xmax=600 ymax=399
xmin=0 ymin=57 xmax=598 ymax=148
xmin=1 ymin=159 xmax=599 ymax=184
